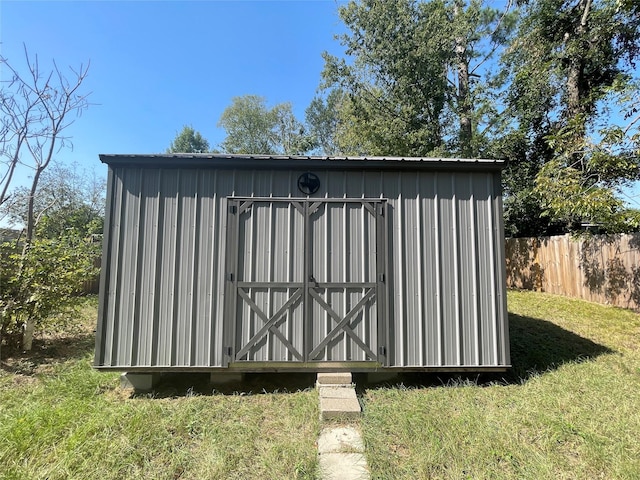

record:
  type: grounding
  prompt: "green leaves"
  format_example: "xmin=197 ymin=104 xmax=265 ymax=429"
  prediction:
xmin=217 ymin=95 xmax=313 ymax=155
xmin=167 ymin=126 xmax=210 ymax=154
xmin=321 ymin=0 xmax=516 ymax=157
xmin=499 ymin=0 xmax=640 ymax=235
xmin=322 ymin=0 xmax=451 ymax=156
xmin=0 ymin=231 xmax=100 ymax=348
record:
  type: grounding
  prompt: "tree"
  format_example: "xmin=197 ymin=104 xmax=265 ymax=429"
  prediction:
xmin=0 ymin=46 xmax=91 ymax=245
xmin=321 ymin=0 xmax=450 ymax=156
xmin=502 ymin=0 xmax=640 ymax=233
xmin=0 ymin=165 xmax=103 ymax=353
xmin=305 ymin=89 xmax=344 ymax=155
xmin=448 ymin=0 xmax=517 ymax=157
xmin=1 ymin=162 xmax=105 ymax=239
xmin=321 ymin=0 xmax=515 ymax=157
xmin=217 ymin=95 xmax=313 ymax=155
xmin=0 ymin=46 xmax=92 ymax=350
xmin=495 ymin=130 xmax=568 ymax=237
xmin=167 ymin=125 xmax=210 ymax=153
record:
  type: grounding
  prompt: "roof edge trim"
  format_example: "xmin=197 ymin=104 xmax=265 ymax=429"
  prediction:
xmin=99 ymin=154 xmax=508 ymax=171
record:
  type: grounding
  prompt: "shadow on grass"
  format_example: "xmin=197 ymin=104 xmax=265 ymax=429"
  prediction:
xmin=3 ymin=310 xmax=612 ymax=394
xmin=148 ymin=311 xmax=612 ymax=397
xmin=0 ymin=331 xmax=95 ymax=375
xmin=355 ymin=312 xmax=614 ymax=391
xmin=131 ymin=372 xmax=318 ymax=399
xmin=505 ymin=313 xmax=613 ymax=382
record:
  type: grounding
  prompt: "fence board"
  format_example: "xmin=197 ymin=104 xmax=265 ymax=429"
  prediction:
xmin=506 ymin=233 xmax=640 ymax=311
xmin=82 ymin=256 xmax=102 ymax=294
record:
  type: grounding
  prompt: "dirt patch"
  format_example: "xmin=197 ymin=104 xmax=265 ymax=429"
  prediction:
xmin=1 ymin=321 xmax=96 ymax=375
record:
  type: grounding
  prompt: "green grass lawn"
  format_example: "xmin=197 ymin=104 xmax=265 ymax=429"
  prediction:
xmin=0 ymin=298 xmax=320 ymax=480
xmin=1 ymin=291 xmax=639 ymax=479
xmin=361 ymin=291 xmax=640 ymax=479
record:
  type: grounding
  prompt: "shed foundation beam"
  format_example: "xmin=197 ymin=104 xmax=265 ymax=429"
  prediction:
xmin=366 ymin=371 xmax=400 ymax=384
xmin=120 ymin=373 xmax=161 ymax=392
xmin=210 ymin=372 xmax=245 ymax=385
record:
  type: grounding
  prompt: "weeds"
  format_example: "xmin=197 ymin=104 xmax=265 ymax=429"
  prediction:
xmin=2 ymin=291 xmax=639 ymax=479
xmin=360 ymin=291 xmax=640 ymax=479
xmin=0 ymin=297 xmax=320 ymax=480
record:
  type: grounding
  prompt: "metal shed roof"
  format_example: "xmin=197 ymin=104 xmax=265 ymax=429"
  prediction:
xmin=99 ymin=154 xmax=507 ymax=171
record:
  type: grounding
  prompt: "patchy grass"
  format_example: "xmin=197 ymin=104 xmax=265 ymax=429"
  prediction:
xmin=360 ymin=291 xmax=640 ymax=479
xmin=3 ymin=291 xmax=639 ymax=479
xmin=0 ymin=296 xmax=98 ymax=375
xmin=0 ymin=296 xmax=319 ymax=480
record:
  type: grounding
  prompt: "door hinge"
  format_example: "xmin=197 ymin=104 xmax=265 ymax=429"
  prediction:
xmin=378 ymin=273 xmax=385 ymax=283
xmin=228 ymin=204 xmax=237 ymax=214
xmin=377 ymin=203 xmax=384 ymax=216
xmin=227 ymin=273 xmax=233 ymax=281
xmin=225 ymin=346 xmax=233 ymax=356
xmin=379 ymin=346 xmax=386 ymax=356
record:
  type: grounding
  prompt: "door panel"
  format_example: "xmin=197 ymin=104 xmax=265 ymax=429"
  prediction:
xmin=227 ymin=198 xmax=385 ymax=364
xmin=308 ymin=202 xmax=380 ymax=361
xmin=232 ymin=200 xmax=305 ymax=362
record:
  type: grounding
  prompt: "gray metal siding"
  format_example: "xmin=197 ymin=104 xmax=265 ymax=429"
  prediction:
xmin=233 ymin=200 xmax=306 ymax=362
xmin=226 ymin=198 xmax=382 ymax=363
xmin=309 ymin=201 xmax=379 ymax=361
xmin=95 ymin=167 xmax=509 ymax=369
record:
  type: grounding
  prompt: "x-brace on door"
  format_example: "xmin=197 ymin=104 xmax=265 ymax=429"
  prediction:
xmin=224 ymin=198 xmax=387 ymax=365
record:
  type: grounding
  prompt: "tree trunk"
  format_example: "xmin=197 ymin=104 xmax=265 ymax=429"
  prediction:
xmin=25 ymin=167 xmax=45 ymax=245
xmin=20 ymin=166 xmax=45 ymax=351
xmin=564 ymin=0 xmax=592 ymax=169
xmin=454 ymin=0 xmax=473 ymax=157
xmin=457 ymin=59 xmax=472 ymax=157
xmin=565 ymin=0 xmax=592 ymax=125
xmin=22 ymin=318 xmax=35 ymax=351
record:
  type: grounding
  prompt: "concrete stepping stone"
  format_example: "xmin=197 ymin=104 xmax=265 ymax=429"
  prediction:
xmin=318 ymin=426 xmax=365 ymax=453
xmin=318 ymin=426 xmax=369 ymax=480
xmin=317 ymin=372 xmax=354 ymax=386
xmin=316 ymin=373 xmax=370 ymax=479
xmin=317 ymin=373 xmax=361 ymax=420
xmin=319 ymin=452 xmax=370 ymax=480
xmin=318 ymin=386 xmax=361 ymax=420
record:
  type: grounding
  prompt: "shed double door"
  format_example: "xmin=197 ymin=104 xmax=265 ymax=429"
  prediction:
xmin=225 ymin=198 xmax=387 ymax=365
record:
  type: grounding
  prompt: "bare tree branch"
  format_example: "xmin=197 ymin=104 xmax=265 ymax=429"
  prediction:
xmin=0 ymin=45 xmax=91 ymax=245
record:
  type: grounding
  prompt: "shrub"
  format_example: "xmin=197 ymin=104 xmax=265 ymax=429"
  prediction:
xmin=0 ymin=230 xmax=99 ymax=352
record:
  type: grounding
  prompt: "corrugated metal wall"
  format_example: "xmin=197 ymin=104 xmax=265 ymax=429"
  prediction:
xmin=95 ymin=167 xmax=509 ymax=369
xmin=307 ymin=201 xmax=381 ymax=362
xmin=227 ymin=198 xmax=383 ymax=363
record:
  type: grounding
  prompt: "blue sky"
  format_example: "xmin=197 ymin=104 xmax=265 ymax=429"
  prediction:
xmin=1 ymin=0 xmax=349 ymax=185
xmin=1 ymin=0 xmax=639 ymax=211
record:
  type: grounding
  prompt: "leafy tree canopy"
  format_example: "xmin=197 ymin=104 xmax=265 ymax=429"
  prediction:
xmin=167 ymin=125 xmax=210 ymax=153
xmin=321 ymin=0 xmax=516 ymax=157
xmin=305 ymin=89 xmax=344 ymax=156
xmin=0 ymin=162 xmax=105 ymax=239
xmin=502 ymin=0 xmax=640 ymax=234
xmin=217 ymin=95 xmax=313 ymax=155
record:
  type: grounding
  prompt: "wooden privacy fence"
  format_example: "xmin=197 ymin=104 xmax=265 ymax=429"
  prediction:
xmin=82 ymin=256 xmax=102 ymax=294
xmin=505 ymin=233 xmax=640 ymax=311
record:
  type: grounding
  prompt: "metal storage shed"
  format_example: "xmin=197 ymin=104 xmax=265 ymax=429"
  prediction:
xmin=95 ymin=154 xmax=510 ymax=375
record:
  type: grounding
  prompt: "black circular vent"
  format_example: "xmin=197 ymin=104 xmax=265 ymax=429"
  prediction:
xmin=297 ymin=172 xmax=320 ymax=195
